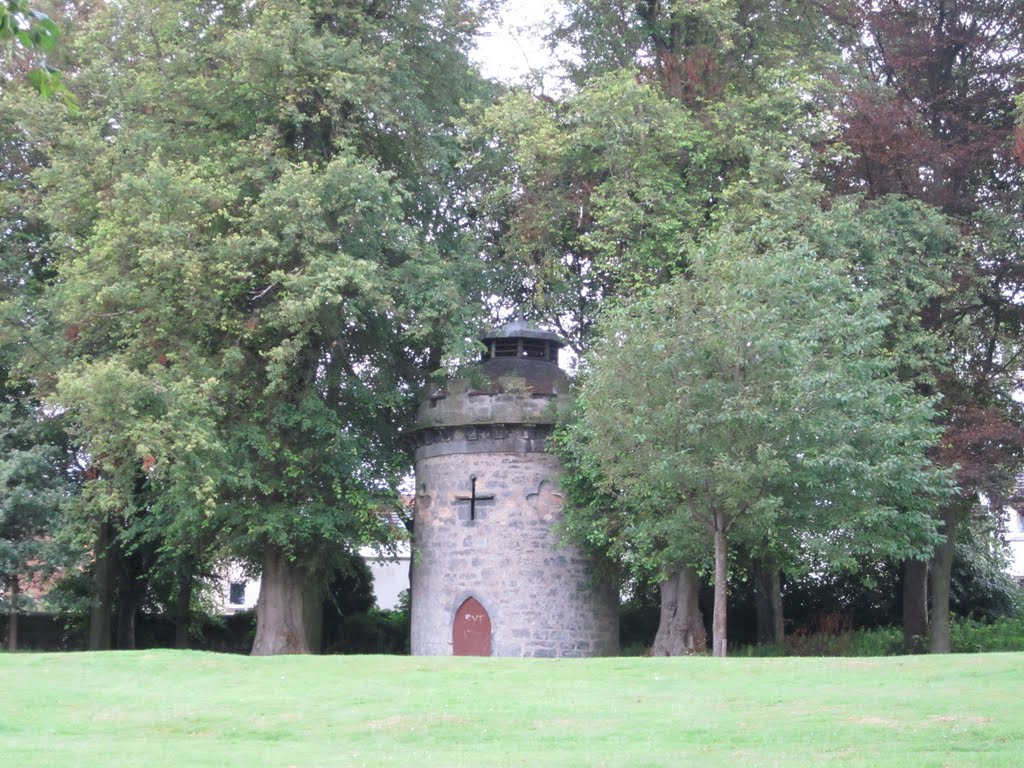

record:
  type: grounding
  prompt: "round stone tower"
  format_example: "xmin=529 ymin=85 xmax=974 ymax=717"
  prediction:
xmin=409 ymin=320 xmax=619 ymax=657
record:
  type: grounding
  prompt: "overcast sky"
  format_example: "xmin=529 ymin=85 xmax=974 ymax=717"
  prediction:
xmin=470 ymin=1 xmax=563 ymax=83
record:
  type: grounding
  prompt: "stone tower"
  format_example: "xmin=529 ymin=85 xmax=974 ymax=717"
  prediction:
xmin=409 ymin=320 xmax=619 ymax=657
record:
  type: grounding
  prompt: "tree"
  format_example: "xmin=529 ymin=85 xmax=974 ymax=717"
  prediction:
xmin=468 ymin=61 xmax=843 ymax=354
xmin=820 ymin=0 xmax=1024 ymax=652
xmin=562 ymin=213 xmax=950 ymax=656
xmin=16 ymin=0 xmax=492 ymax=654
xmin=468 ymin=72 xmax=714 ymax=352
xmin=554 ymin=0 xmax=845 ymax=102
xmin=471 ymin=3 xmax=866 ymax=649
xmin=554 ymin=417 xmax=709 ymax=655
xmin=0 ymin=56 xmax=74 ymax=650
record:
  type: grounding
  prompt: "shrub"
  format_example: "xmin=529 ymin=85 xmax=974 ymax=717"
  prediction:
xmin=324 ymin=608 xmax=409 ymax=654
xmin=736 ymin=613 xmax=1024 ymax=657
xmin=949 ymin=615 xmax=1024 ymax=653
xmin=619 ymin=641 xmax=651 ymax=657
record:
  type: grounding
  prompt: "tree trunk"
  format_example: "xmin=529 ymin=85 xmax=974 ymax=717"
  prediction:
xmin=302 ymin=577 xmax=323 ymax=655
xmin=712 ymin=513 xmax=729 ymax=657
xmin=88 ymin=519 xmax=114 ymax=651
xmin=251 ymin=543 xmax=309 ymax=656
xmin=173 ymin=567 xmax=193 ymax=650
xmin=7 ymin=574 xmax=19 ymax=652
xmin=902 ymin=558 xmax=929 ymax=653
xmin=651 ymin=567 xmax=706 ymax=655
xmin=754 ymin=564 xmax=785 ymax=646
xmin=115 ymin=588 xmax=138 ymax=651
xmin=928 ymin=506 xmax=959 ymax=654
xmin=115 ymin=553 xmax=140 ymax=651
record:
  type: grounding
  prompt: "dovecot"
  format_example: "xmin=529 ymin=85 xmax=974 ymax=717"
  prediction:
xmin=409 ymin=320 xmax=619 ymax=657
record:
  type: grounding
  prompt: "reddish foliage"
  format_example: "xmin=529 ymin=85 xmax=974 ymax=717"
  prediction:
xmin=824 ymin=1 xmax=1024 ymax=496
xmin=933 ymin=402 xmax=1024 ymax=497
xmin=654 ymin=46 xmax=723 ymax=105
xmin=835 ymin=89 xmax=936 ymax=200
xmin=826 ymin=0 xmax=1022 ymax=216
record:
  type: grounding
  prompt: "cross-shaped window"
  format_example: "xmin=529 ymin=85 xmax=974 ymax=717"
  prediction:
xmin=453 ymin=475 xmax=495 ymax=522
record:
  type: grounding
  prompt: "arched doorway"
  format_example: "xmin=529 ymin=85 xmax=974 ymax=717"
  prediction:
xmin=453 ymin=597 xmax=491 ymax=656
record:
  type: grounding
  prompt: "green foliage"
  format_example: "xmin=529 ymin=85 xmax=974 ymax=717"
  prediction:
xmin=325 ymin=606 xmax=410 ymax=654
xmin=570 ymin=220 xmax=949 ymax=557
xmin=322 ymin=551 xmax=377 ymax=618
xmin=950 ymin=524 xmax=1024 ymax=622
xmin=554 ymin=0 xmax=848 ymax=103
xmin=3 ymin=0 xmax=1020 ymax=656
xmin=479 ymin=1 xmax=1012 ymax=656
xmin=0 ymin=1 xmax=58 ymax=51
xmin=0 ymin=0 xmax=76 ymax=109
xmin=734 ymin=625 xmax=904 ymax=658
xmin=737 ymin=614 xmax=1024 ymax=657
xmin=949 ymin=615 xmax=1024 ymax=653
xmin=790 ymin=626 xmax=903 ymax=658
xmin=468 ymin=61 xmax=844 ymax=351
xmin=10 ymin=0 xmax=491 ymax=623
xmin=618 ymin=641 xmax=651 ymax=657
xmin=0 ymin=397 xmax=69 ymax=610
xmin=0 ymin=94 xmax=73 ymax=619
xmin=712 ymin=170 xmax=963 ymax=397
xmin=468 ymin=72 xmax=711 ymax=349
xmin=560 ymin=188 xmax=953 ymax=650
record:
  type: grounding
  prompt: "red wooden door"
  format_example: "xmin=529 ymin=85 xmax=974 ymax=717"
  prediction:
xmin=453 ymin=597 xmax=491 ymax=656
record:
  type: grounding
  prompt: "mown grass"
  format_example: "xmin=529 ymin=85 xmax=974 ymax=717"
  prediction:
xmin=1 ymin=650 xmax=1022 ymax=767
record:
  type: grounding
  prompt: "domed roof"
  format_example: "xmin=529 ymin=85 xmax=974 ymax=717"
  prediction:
xmin=479 ymin=320 xmax=566 ymax=366
xmin=479 ymin=319 xmax=567 ymax=347
xmin=415 ymin=321 xmax=571 ymax=430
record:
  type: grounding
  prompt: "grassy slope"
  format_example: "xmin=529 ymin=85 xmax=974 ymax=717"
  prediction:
xmin=1 ymin=651 xmax=1021 ymax=767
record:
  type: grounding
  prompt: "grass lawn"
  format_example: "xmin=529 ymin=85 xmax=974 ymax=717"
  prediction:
xmin=1 ymin=650 xmax=1022 ymax=767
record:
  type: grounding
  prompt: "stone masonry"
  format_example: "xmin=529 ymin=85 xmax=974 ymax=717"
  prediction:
xmin=409 ymin=324 xmax=619 ymax=657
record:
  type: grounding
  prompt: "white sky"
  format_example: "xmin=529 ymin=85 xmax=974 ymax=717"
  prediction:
xmin=470 ymin=1 xmax=563 ymax=83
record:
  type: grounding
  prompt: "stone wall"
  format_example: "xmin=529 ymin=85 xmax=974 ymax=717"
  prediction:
xmin=415 ymin=357 xmax=572 ymax=431
xmin=410 ymin=444 xmax=619 ymax=657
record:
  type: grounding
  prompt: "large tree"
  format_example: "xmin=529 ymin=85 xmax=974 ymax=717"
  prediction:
xmin=821 ymin=0 xmax=1024 ymax=652
xmin=15 ymin=0 xmax=492 ymax=654
xmin=468 ymin=71 xmax=714 ymax=352
xmin=554 ymin=0 xmax=845 ymax=102
xmin=561 ymin=203 xmax=951 ymax=656
xmin=468 ymin=60 xmax=842 ymax=353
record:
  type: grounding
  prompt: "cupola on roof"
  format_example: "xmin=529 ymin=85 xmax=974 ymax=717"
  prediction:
xmin=479 ymin=320 xmax=565 ymax=364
